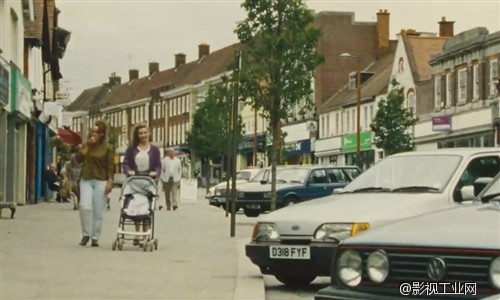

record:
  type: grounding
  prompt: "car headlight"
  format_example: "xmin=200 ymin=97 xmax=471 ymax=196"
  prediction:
xmin=314 ymin=223 xmax=371 ymax=241
xmin=237 ymin=191 xmax=245 ymax=199
xmin=263 ymin=192 xmax=271 ymax=198
xmin=337 ymin=250 xmax=362 ymax=287
xmin=251 ymin=223 xmax=280 ymax=241
xmin=490 ymin=256 xmax=500 ymax=289
xmin=367 ymin=250 xmax=389 ymax=283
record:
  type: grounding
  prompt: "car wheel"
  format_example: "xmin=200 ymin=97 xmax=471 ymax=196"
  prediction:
xmin=283 ymin=196 xmax=299 ymax=207
xmin=244 ymin=208 xmax=260 ymax=217
xmin=275 ymin=273 xmax=316 ymax=286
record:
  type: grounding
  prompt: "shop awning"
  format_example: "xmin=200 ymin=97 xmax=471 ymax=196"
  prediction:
xmin=57 ymin=128 xmax=82 ymax=146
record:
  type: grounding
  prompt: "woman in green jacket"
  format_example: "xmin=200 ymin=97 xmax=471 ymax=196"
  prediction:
xmin=75 ymin=120 xmax=115 ymax=247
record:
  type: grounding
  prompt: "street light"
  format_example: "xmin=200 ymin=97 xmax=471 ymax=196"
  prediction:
xmin=340 ymin=52 xmax=361 ymax=164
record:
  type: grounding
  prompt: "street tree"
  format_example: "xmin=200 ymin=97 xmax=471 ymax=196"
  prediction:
xmin=186 ymin=82 xmax=243 ymax=193
xmin=235 ymin=0 xmax=323 ymax=211
xmin=370 ymin=79 xmax=419 ymax=156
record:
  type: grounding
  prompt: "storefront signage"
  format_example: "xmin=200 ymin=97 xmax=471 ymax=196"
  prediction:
xmin=341 ymin=131 xmax=372 ymax=153
xmin=0 ymin=62 xmax=9 ymax=106
xmin=283 ymin=139 xmax=311 ymax=156
xmin=10 ymin=64 xmax=32 ymax=120
xmin=432 ymin=116 xmax=452 ymax=131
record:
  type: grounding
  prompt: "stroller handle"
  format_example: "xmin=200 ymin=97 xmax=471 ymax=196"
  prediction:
xmin=127 ymin=171 xmax=156 ymax=179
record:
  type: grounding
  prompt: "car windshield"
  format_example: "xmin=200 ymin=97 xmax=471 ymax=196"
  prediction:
xmin=276 ymin=168 xmax=309 ymax=184
xmin=342 ymin=155 xmax=463 ymax=193
xmin=236 ymin=171 xmax=252 ymax=181
xmin=249 ymin=169 xmax=266 ymax=182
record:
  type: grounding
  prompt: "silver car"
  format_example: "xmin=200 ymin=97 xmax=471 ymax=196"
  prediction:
xmin=246 ymin=148 xmax=500 ymax=286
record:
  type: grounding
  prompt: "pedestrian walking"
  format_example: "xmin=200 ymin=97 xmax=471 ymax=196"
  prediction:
xmin=75 ymin=120 xmax=115 ymax=247
xmin=123 ymin=123 xmax=161 ymax=246
xmin=65 ymin=145 xmax=83 ymax=210
xmin=160 ymin=148 xmax=182 ymax=211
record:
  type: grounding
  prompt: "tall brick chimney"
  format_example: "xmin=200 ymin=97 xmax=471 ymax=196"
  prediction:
xmin=175 ymin=53 xmax=186 ymax=68
xmin=108 ymin=72 xmax=121 ymax=86
xmin=129 ymin=69 xmax=139 ymax=81
xmin=439 ymin=17 xmax=455 ymax=37
xmin=376 ymin=9 xmax=390 ymax=49
xmin=198 ymin=43 xmax=210 ymax=59
xmin=149 ymin=62 xmax=159 ymax=76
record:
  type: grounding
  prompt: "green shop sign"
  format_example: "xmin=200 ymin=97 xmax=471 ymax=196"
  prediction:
xmin=341 ymin=131 xmax=372 ymax=153
xmin=10 ymin=64 xmax=32 ymax=120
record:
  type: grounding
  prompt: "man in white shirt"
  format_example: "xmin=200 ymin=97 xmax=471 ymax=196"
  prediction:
xmin=160 ymin=148 xmax=183 ymax=210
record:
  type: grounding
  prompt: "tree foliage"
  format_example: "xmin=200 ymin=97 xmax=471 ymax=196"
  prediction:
xmin=186 ymin=82 xmax=243 ymax=164
xmin=370 ymin=80 xmax=419 ymax=156
xmin=235 ymin=0 xmax=323 ymax=211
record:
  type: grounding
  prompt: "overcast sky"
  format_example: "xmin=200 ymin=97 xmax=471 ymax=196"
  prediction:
xmin=57 ymin=0 xmax=500 ymax=101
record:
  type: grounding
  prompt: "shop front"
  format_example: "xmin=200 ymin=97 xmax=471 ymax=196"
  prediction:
xmin=314 ymin=136 xmax=341 ymax=165
xmin=0 ymin=58 xmax=9 ymax=202
xmin=238 ymin=133 xmax=266 ymax=168
xmin=282 ymin=139 xmax=311 ymax=165
xmin=6 ymin=64 xmax=32 ymax=205
xmin=414 ymin=109 xmax=495 ymax=151
xmin=341 ymin=131 xmax=376 ymax=170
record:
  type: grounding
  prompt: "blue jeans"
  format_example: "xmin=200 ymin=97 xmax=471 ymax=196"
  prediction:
xmin=79 ymin=179 xmax=107 ymax=240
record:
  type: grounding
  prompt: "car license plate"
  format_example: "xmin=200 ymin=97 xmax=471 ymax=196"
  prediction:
xmin=269 ymin=245 xmax=310 ymax=259
xmin=246 ymin=204 xmax=260 ymax=209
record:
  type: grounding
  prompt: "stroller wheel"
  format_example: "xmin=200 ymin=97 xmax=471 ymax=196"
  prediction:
xmin=149 ymin=243 xmax=153 ymax=252
xmin=112 ymin=239 xmax=117 ymax=251
xmin=153 ymin=239 xmax=159 ymax=250
xmin=143 ymin=241 xmax=149 ymax=252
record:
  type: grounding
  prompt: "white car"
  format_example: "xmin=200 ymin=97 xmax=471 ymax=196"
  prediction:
xmin=245 ymin=148 xmax=500 ymax=286
xmin=206 ymin=168 xmax=264 ymax=206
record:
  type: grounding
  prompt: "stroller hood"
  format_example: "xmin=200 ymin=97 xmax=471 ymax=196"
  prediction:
xmin=121 ymin=176 xmax=157 ymax=197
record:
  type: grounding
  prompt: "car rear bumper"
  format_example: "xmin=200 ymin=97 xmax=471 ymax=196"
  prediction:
xmin=245 ymin=242 xmax=336 ymax=276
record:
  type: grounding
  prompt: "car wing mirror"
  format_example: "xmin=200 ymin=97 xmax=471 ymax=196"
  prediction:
xmin=260 ymin=180 xmax=267 ymax=185
xmin=460 ymin=185 xmax=475 ymax=202
xmin=473 ymin=177 xmax=493 ymax=196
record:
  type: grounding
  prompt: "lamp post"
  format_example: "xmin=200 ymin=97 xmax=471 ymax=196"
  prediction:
xmin=340 ymin=52 xmax=361 ymax=164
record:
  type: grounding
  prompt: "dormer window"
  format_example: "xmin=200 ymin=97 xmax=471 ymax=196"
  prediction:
xmin=348 ymin=72 xmax=357 ymax=91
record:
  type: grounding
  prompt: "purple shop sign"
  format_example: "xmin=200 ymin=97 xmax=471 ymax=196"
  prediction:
xmin=432 ymin=116 xmax=452 ymax=131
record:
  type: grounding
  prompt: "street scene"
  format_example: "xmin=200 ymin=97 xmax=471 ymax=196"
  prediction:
xmin=1 ymin=0 xmax=500 ymax=299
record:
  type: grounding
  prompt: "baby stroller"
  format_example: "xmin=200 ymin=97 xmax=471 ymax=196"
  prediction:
xmin=112 ymin=175 xmax=159 ymax=252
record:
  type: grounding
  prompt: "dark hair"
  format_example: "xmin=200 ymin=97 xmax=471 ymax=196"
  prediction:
xmin=94 ymin=120 xmax=108 ymax=144
xmin=131 ymin=123 xmax=150 ymax=147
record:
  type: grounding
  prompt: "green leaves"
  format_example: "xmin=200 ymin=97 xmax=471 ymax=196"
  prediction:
xmin=186 ymin=84 xmax=243 ymax=162
xmin=370 ymin=80 xmax=419 ymax=156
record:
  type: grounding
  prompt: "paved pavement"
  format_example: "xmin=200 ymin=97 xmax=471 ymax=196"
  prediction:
xmin=0 ymin=188 xmax=265 ymax=300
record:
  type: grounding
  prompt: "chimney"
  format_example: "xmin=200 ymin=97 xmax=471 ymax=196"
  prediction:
xmin=198 ymin=43 xmax=210 ymax=59
xmin=148 ymin=62 xmax=159 ymax=76
xmin=129 ymin=69 xmax=139 ymax=81
xmin=108 ymin=72 xmax=121 ymax=86
xmin=439 ymin=16 xmax=455 ymax=37
xmin=175 ymin=53 xmax=186 ymax=68
xmin=376 ymin=9 xmax=390 ymax=49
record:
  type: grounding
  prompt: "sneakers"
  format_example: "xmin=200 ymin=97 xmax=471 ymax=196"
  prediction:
xmin=91 ymin=239 xmax=99 ymax=247
xmin=173 ymin=206 xmax=178 ymax=211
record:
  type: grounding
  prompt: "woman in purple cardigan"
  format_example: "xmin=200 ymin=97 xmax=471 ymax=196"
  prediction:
xmin=123 ymin=123 xmax=161 ymax=246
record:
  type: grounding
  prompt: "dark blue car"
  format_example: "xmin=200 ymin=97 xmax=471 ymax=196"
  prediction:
xmin=236 ymin=165 xmax=361 ymax=217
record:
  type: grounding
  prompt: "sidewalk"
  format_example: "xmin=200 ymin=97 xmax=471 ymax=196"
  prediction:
xmin=0 ymin=188 xmax=265 ymax=300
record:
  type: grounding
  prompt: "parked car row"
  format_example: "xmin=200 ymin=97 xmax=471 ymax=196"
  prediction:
xmin=243 ymin=148 xmax=500 ymax=299
xmin=207 ymin=164 xmax=361 ymax=217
